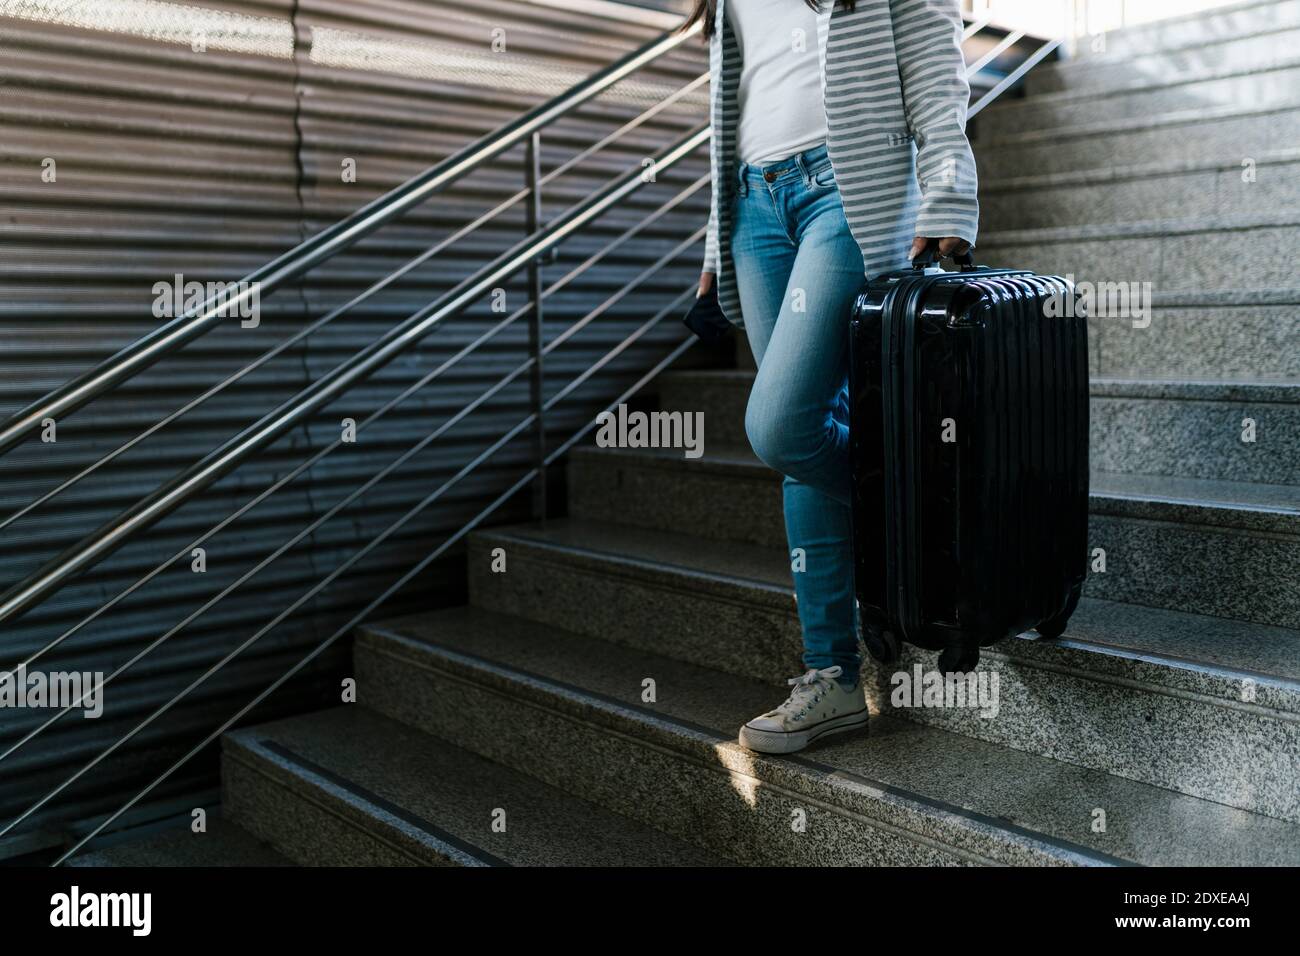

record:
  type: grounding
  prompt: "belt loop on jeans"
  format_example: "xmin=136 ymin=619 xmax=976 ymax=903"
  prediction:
xmin=793 ymin=150 xmax=812 ymax=188
xmin=734 ymin=161 xmax=749 ymax=197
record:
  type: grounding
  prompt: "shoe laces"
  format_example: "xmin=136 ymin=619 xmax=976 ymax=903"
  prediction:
xmin=772 ymin=666 xmax=843 ymax=721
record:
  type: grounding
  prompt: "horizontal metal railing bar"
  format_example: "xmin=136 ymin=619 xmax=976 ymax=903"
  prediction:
xmin=966 ymin=27 xmax=1028 ymax=79
xmin=0 ymin=125 xmax=710 ymax=629
xmin=543 ymin=228 xmax=705 ymax=356
xmin=0 ymin=22 xmax=701 ymax=458
xmin=42 ymin=321 xmax=698 ymax=864
xmin=0 ymin=72 xmax=710 ymax=535
xmin=968 ymin=38 xmax=1063 ymax=118
xmin=526 ymin=178 xmax=709 ymax=305
xmin=549 ymin=73 xmax=709 ymax=182
xmin=962 ymin=14 xmax=994 ymax=40
xmin=5 ymin=175 xmax=709 ymax=678
xmin=542 ymin=289 xmax=698 ymax=443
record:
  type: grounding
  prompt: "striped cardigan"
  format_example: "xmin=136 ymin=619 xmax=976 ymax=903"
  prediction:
xmin=702 ymin=0 xmax=980 ymax=329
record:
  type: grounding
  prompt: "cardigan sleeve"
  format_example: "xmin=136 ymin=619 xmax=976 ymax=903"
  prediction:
xmin=889 ymin=0 xmax=980 ymax=248
xmin=702 ymin=201 xmax=719 ymax=275
xmin=702 ymin=184 xmax=722 ymax=270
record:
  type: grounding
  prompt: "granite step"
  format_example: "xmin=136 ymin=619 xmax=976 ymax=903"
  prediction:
xmin=1087 ymin=472 xmax=1299 ymax=629
xmin=570 ymin=443 xmax=780 ymax=545
xmin=222 ymin=706 xmax=725 ymax=866
xmin=979 ymin=149 xmax=1300 ymax=231
xmin=1090 ymin=289 xmax=1300 ymax=381
xmin=971 ymin=213 xmax=1300 ymax=293
xmin=569 ymin=437 xmax=1300 ymax=627
xmin=1067 ymin=0 xmax=1300 ymax=64
xmin=1025 ymin=22 xmax=1300 ymax=95
xmin=1089 ymin=379 xmax=1300 ymax=485
xmin=974 ymin=100 xmax=1300 ymax=179
xmin=354 ymin=605 xmax=1300 ymax=862
xmin=526 ymin=461 xmax=1300 ymax=629
xmin=461 ymin=519 xmax=1300 ymax=821
xmin=859 ymin=594 xmax=1300 ymax=825
xmin=731 ymin=291 xmax=1300 ymax=383
xmin=654 ymin=369 xmax=752 ymax=447
xmin=979 ymin=57 xmax=1300 ymax=139
xmin=651 ymin=371 xmax=1300 ymax=484
xmin=66 ymin=817 xmax=292 ymax=867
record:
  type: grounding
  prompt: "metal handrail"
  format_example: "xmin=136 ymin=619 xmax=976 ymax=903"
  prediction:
xmin=5 ymin=282 xmax=698 ymax=842
xmin=0 ymin=70 xmax=711 ymax=537
xmin=2 ymin=278 xmax=700 ymax=768
xmin=1 ymin=19 xmax=712 ymax=854
xmin=0 ymin=22 xmax=702 ymax=458
xmin=2 ymin=137 xmax=707 ymax=845
xmin=1 ymin=183 xmax=708 ymax=741
xmin=962 ymin=10 xmax=1063 ymax=118
xmin=0 ymin=125 xmax=707 ymax=629
xmin=966 ymin=28 xmax=1028 ymax=79
xmin=968 ymin=37 xmax=1063 ymax=117
xmin=962 ymin=14 xmax=994 ymax=41
xmin=51 ymin=324 xmax=699 ymax=866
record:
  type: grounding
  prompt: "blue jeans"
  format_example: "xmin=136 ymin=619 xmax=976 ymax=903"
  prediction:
xmin=728 ymin=143 xmax=864 ymax=685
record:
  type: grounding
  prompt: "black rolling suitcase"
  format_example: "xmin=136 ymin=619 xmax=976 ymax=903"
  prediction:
xmin=849 ymin=245 xmax=1089 ymax=673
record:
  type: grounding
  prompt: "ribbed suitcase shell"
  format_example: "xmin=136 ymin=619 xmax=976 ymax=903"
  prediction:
xmin=849 ymin=261 xmax=1089 ymax=672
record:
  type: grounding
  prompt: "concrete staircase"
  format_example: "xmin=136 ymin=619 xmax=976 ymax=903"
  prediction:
xmin=74 ymin=0 xmax=1300 ymax=866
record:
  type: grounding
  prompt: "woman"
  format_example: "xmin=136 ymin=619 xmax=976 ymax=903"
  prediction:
xmin=685 ymin=0 xmax=979 ymax=754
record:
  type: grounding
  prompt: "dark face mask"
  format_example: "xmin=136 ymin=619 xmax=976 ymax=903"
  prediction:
xmin=682 ymin=285 xmax=731 ymax=345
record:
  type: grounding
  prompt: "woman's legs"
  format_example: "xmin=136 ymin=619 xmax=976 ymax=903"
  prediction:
xmin=729 ymin=146 xmax=866 ymax=686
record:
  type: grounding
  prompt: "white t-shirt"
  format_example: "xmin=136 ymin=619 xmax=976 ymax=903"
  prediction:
xmin=725 ymin=0 xmax=831 ymax=165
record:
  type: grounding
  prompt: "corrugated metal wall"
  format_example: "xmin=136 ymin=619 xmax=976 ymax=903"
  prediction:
xmin=0 ymin=0 xmax=709 ymax=856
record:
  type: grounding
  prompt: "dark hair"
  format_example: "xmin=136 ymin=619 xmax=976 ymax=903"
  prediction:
xmin=680 ymin=0 xmax=855 ymax=39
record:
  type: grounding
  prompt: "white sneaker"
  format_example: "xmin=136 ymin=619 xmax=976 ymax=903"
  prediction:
xmin=739 ymin=665 xmax=868 ymax=754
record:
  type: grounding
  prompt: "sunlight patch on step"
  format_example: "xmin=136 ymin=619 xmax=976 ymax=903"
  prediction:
xmin=715 ymin=741 xmax=762 ymax=808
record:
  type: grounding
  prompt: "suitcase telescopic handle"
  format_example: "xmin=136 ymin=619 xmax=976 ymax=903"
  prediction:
xmin=911 ymin=238 xmax=975 ymax=271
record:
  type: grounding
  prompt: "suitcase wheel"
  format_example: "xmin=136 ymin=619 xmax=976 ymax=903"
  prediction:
xmin=937 ymin=642 xmax=981 ymax=674
xmin=863 ymin=628 xmax=900 ymax=665
xmin=1035 ymin=583 xmax=1083 ymax=641
xmin=1035 ymin=615 xmax=1068 ymax=641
